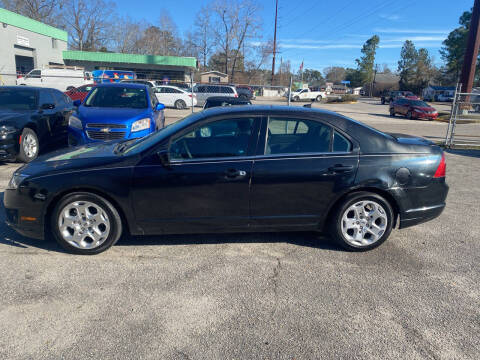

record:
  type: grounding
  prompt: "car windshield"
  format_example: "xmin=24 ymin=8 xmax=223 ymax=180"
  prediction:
xmin=410 ymin=100 xmax=429 ymax=107
xmin=84 ymin=86 xmax=148 ymax=108
xmin=0 ymin=88 xmax=38 ymax=110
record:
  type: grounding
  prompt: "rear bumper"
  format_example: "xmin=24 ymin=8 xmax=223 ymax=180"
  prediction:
xmin=399 ymin=203 xmax=446 ymax=229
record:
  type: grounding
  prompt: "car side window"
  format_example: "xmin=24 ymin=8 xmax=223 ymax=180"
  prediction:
xmin=148 ymin=87 xmax=158 ymax=108
xmin=333 ymin=131 xmax=352 ymax=152
xmin=266 ymin=117 xmax=331 ymax=155
xmin=52 ymin=90 xmax=65 ymax=107
xmin=27 ymin=70 xmax=41 ymax=79
xmin=39 ymin=89 xmax=55 ymax=106
xmin=169 ymin=118 xmax=255 ymax=160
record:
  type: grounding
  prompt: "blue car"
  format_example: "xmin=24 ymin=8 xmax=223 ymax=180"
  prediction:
xmin=68 ymin=83 xmax=165 ymax=145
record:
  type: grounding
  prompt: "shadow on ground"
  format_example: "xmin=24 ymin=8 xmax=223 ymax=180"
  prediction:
xmin=446 ymin=149 xmax=480 ymax=158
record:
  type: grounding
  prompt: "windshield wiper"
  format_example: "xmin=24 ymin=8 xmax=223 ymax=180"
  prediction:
xmin=114 ymin=139 xmax=137 ymax=154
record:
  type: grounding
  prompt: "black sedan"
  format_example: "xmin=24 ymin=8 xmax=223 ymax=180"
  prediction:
xmin=0 ymin=86 xmax=73 ymax=162
xmin=4 ymin=106 xmax=448 ymax=254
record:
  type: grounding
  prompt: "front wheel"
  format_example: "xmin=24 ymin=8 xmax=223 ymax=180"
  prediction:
xmin=293 ymin=96 xmax=300 ymax=102
xmin=329 ymin=192 xmax=394 ymax=251
xmin=17 ymin=128 xmax=39 ymax=163
xmin=407 ymin=110 xmax=414 ymax=120
xmin=316 ymin=95 xmax=323 ymax=102
xmin=51 ymin=192 xmax=123 ymax=255
xmin=389 ymin=108 xmax=395 ymax=117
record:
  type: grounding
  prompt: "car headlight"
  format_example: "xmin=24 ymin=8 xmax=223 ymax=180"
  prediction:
xmin=0 ymin=125 xmax=18 ymax=136
xmin=8 ymin=173 xmax=29 ymax=190
xmin=131 ymin=118 xmax=151 ymax=132
xmin=68 ymin=115 xmax=83 ymax=129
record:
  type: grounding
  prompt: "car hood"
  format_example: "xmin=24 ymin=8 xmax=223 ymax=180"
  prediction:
xmin=413 ymin=106 xmax=436 ymax=112
xmin=19 ymin=142 xmax=137 ymax=178
xmin=0 ymin=110 xmax=32 ymax=126
xmin=77 ymin=106 xmax=149 ymax=123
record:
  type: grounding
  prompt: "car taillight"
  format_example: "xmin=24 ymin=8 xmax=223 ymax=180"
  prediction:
xmin=188 ymin=94 xmax=192 ymax=97
xmin=433 ymin=153 xmax=446 ymax=178
xmin=234 ymin=94 xmax=238 ymax=97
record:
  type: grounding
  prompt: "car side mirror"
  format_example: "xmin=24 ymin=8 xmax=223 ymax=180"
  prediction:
xmin=155 ymin=103 xmax=165 ymax=111
xmin=73 ymin=100 xmax=82 ymax=107
xmin=157 ymin=149 xmax=170 ymax=168
xmin=41 ymin=103 xmax=55 ymax=110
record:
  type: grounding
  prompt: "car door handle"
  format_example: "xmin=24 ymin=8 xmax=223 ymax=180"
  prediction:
xmin=328 ymin=164 xmax=354 ymax=173
xmin=224 ymin=169 xmax=247 ymax=179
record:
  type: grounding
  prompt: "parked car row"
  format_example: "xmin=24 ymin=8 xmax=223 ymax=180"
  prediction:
xmin=381 ymin=90 xmax=419 ymax=105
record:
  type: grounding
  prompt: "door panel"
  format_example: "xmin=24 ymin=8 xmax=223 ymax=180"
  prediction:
xmin=132 ymin=159 xmax=253 ymax=234
xmin=250 ymin=155 xmax=358 ymax=227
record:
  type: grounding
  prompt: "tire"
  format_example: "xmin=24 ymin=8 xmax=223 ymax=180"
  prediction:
xmin=51 ymin=192 xmax=123 ymax=255
xmin=316 ymin=95 xmax=323 ymax=102
xmin=17 ymin=128 xmax=39 ymax=163
xmin=407 ymin=110 xmax=413 ymax=120
xmin=329 ymin=191 xmax=394 ymax=251
xmin=239 ymin=94 xmax=248 ymax=101
xmin=294 ymin=96 xmax=300 ymax=102
xmin=389 ymin=108 xmax=395 ymax=117
xmin=381 ymin=98 xmax=385 ymax=105
xmin=175 ymin=99 xmax=187 ymax=110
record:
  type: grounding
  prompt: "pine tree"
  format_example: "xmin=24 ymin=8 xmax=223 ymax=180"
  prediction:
xmin=355 ymin=35 xmax=380 ymax=85
xmin=398 ymin=40 xmax=418 ymax=91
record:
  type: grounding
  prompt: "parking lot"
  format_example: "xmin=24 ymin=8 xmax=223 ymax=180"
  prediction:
xmin=0 ymin=98 xmax=479 ymax=359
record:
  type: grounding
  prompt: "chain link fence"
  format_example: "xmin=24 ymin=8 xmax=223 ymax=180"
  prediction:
xmin=445 ymin=84 xmax=480 ymax=148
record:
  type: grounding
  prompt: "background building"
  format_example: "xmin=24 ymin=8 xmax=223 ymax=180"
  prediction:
xmin=63 ymin=51 xmax=197 ymax=83
xmin=200 ymin=71 xmax=229 ymax=83
xmin=0 ymin=8 xmax=68 ymax=85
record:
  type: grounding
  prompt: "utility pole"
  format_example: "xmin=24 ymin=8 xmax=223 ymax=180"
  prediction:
xmin=460 ymin=0 xmax=480 ymax=94
xmin=271 ymin=0 xmax=278 ymax=85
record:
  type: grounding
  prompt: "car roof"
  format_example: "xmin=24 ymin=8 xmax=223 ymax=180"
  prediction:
xmin=95 ymin=83 xmax=148 ymax=89
xmin=1 ymin=86 xmax=48 ymax=91
xmin=206 ymin=96 xmax=249 ymax=103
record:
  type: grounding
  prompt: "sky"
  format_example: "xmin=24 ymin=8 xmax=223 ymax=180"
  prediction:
xmin=114 ymin=0 xmax=472 ymax=73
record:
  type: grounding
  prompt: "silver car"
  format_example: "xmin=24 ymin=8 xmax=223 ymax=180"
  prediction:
xmin=193 ymin=84 xmax=238 ymax=106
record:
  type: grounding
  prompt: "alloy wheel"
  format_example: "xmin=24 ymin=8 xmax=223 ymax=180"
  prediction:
xmin=58 ymin=200 xmax=111 ymax=249
xmin=341 ymin=200 xmax=388 ymax=247
xmin=23 ymin=133 xmax=38 ymax=159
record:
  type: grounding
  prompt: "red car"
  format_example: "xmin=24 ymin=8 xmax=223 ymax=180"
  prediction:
xmin=390 ymin=98 xmax=438 ymax=120
xmin=64 ymin=84 xmax=95 ymax=102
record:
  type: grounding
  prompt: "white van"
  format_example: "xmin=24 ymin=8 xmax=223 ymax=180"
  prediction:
xmin=16 ymin=66 xmax=92 ymax=91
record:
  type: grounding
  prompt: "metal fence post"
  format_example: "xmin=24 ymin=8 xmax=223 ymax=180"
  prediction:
xmin=288 ymin=76 xmax=292 ymax=106
xmin=190 ymin=71 xmax=194 ymax=113
xmin=445 ymin=83 xmax=459 ymax=146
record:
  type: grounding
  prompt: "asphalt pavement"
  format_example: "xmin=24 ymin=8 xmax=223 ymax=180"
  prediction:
xmin=0 ymin=99 xmax=478 ymax=359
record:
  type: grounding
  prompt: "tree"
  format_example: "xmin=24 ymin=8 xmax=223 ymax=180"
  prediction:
xmin=0 ymin=0 xmax=62 ymax=26
xmin=111 ymin=16 xmax=143 ymax=53
xmin=157 ymin=12 xmax=181 ymax=56
xmin=193 ymin=5 xmax=214 ymax=71
xmin=414 ymin=48 xmax=435 ymax=92
xmin=440 ymin=10 xmax=471 ymax=83
xmin=355 ymin=35 xmax=380 ymax=85
xmin=302 ymin=69 xmax=324 ymax=85
xmin=61 ymin=0 xmax=114 ymax=51
xmin=324 ymin=66 xmax=346 ymax=83
xmin=345 ymin=68 xmax=364 ymax=88
xmin=398 ymin=40 xmax=418 ymax=91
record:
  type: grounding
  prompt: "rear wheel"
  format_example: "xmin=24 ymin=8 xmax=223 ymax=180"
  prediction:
xmin=329 ymin=192 xmax=394 ymax=251
xmin=51 ymin=192 xmax=123 ymax=255
xmin=175 ymin=99 xmax=186 ymax=110
xmin=239 ymin=94 xmax=248 ymax=101
xmin=389 ymin=108 xmax=395 ymax=117
xmin=17 ymin=128 xmax=39 ymax=163
xmin=316 ymin=95 xmax=323 ymax=101
xmin=294 ymin=96 xmax=300 ymax=102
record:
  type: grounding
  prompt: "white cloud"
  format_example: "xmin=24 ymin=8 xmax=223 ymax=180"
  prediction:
xmin=379 ymin=14 xmax=400 ymax=21
xmin=279 ymin=43 xmax=362 ymax=50
xmin=374 ymin=28 xmax=450 ymax=34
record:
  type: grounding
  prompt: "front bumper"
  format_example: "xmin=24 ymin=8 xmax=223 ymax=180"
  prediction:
xmin=0 ymin=132 xmax=20 ymax=160
xmin=4 ymin=188 xmax=45 ymax=240
xmin=413 ymin=111 xmax=438 ymax=120
xmin=68 ymin=125 xmax=152 ymax=146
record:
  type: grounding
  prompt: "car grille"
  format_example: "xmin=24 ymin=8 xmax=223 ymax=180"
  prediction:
xmin=87 ymin=130 xmax=126 ymax=140
xmin=86 ymin=123 xmax=126 ymax=129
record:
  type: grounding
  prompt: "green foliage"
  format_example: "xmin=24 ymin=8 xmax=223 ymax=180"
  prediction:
xmin=324 ymin=66 xmax=346 ymax=83
xmin=398 ymin=40 xmax=418 ymax=91
xmin=302 ymin=69 xmax=324 ymax=85
xmin=355 ymin=35 xmax=380 ymax=84
xmin=345 ymin=68 xmax=364 ymax=88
